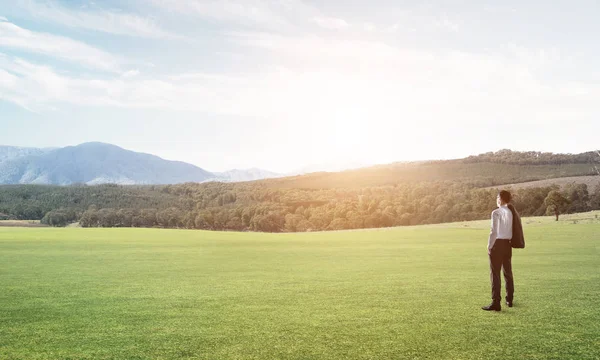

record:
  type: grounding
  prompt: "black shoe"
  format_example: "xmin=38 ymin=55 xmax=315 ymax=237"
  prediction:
xmin=482 ymin=303 xmax=501 ymax=311
xmin=506 ymin=301 xmax=513 ymax=307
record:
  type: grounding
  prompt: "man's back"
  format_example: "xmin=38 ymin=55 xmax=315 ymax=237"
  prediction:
xmin=493 ymin=205 xmax=513 ymax=238
xmin=488 ymin=205 xmax=513 ymax=250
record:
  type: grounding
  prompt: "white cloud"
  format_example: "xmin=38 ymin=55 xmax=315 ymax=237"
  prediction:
xmin=2 ymin=36 xmax=599 ymax=131
xmin=0 ymin=20 xmax=122 ymax=72
xmin=388 ymin=24 xmax=400 ymax=32
xmin=0 ymin=54 xmax=249 ymax=114
xmin=150 ymin=0 xmax=283 ymax=26
xmin=122 ymin=70 xmax=140 ymax=78
xmin=355 ymin=5 xmax=461 ymax=35
xmin=149 ymin=0 xmax=317 ymax=30
xmin=1 ymin=12 xmax=599 ymax=152
xmin=0 ymin=68 xmax=18 ymax=88
xmin=0 ymin=55 xmax=69 ymax=110
xmin=311 ymin=16 xmax=350 ymax=30
xmin=359 ymin=22 xmax=401 ymax=34
xmin=14 ymin=0 xmax=177 ymax=38
xmin=0 ymin=16 xmax=8 ymax=22
xmin=2 ymin=1 xmax=598 ymax=169
xmin=363 ymin=22 xmax=376 ymax=32
xmin=504 ymin=43 xmax=564 ymax=68
xmin=1 ymin=38 xmax=599 ymax=167
xmin=434 ymin=14 xmax=459 ymax=32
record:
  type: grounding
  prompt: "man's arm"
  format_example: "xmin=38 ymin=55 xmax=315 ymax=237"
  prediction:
xmin=488 ymin=211 xmax=498 ymax=254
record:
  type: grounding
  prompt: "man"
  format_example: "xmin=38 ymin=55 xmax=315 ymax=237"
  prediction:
xmin=482 ymin=190 xmax=515 ymax=311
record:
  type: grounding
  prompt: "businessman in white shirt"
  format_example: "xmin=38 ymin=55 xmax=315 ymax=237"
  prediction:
xmin=482 ymin=190 xmax=515 ymax=311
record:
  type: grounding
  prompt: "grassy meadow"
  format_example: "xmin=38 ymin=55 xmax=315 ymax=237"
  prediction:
xmin=1 ymin=212 xmax=599 ymax=359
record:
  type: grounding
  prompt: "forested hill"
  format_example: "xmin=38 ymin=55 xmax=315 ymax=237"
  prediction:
xmin=262 ymin=150 xmax=599 ymax=189
xmin=0 ymin=149 xmax=599 ymax=231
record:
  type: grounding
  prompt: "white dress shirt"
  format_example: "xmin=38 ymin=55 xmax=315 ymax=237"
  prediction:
xmin=488 ymin=205 xmax=513 ymax=251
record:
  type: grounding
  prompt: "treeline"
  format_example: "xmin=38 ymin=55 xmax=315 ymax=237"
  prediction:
xmin=0 ymin=184 xmax=182 ymax=220
xmin=24 ymin=181 xmax=600 ymax=230
xmin=464 ymin=149 xmax=600 ymax=165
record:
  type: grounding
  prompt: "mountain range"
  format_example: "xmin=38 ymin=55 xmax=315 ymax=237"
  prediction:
xmin=0 ymin=142 xmax=281 ymax=185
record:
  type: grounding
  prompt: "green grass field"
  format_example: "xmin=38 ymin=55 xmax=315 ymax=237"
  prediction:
xmin=1 ymin=212 xmax=599 ymax=359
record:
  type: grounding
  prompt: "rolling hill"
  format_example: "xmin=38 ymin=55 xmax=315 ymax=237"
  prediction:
xmin=261 ymin=150 xmax=600 ymax=189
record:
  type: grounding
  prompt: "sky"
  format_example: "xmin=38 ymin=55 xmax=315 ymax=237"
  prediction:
xmin=1 ymin=0 xmax=599 ymax=173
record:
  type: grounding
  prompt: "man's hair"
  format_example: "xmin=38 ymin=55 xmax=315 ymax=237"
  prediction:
xmin=499 ymin=190 xmax=512 ymax=204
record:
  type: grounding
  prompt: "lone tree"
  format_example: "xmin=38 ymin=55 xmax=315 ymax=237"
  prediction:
xmin=544 ymin=190 xmax=570 ymax=221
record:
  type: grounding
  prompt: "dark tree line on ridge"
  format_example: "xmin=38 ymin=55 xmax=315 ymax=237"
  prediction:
xmin=463 ymin=149 xmax=600 ymax=165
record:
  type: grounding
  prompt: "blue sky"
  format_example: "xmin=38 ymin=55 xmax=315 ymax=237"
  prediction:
xmin=1 ymin=0 xmax=599 ymax=172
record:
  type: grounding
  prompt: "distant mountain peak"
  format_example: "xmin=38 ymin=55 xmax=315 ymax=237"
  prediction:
xmin=0 ymin=142 xmax=213 ymax=185
xmin=75 ymin=141 xmax=121 ymax=148
xmin=0 ymin=143 xmax=281 ymax=185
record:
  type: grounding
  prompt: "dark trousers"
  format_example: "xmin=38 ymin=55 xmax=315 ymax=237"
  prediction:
xmin=489 ymin=240 xmax=514 ymax=303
